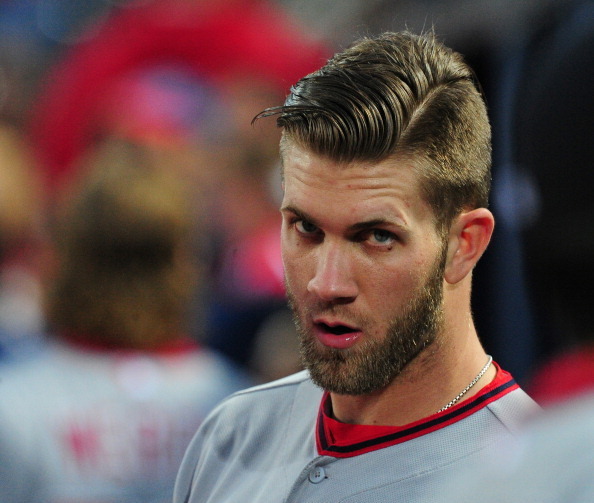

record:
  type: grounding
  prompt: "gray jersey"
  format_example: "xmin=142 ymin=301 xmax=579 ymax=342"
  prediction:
xmin=444 ymin=391 xmax=594 ymax=503
xmin=0 ymin=338 xmax=250 ymax=503
xmin=174 ymin=365 xmax=539 ymax=503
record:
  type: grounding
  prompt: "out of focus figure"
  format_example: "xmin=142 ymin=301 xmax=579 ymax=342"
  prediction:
xmin=0 ymin=124 xmax=45 ymax=361
xmin=508 ymin=0 xmax=594 ymax=405
xmin=248 ymin=306 xmax=301 ymax=383
xmin=0 ymin=139 xmax=249 ymax=503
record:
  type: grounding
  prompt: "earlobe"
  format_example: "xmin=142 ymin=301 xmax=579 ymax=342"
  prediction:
xmin=444 ymin=208 xmax=495 ymax=284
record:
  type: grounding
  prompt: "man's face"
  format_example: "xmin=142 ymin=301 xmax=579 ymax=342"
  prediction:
xmin=280 ymin=143 xmax=447 ymax=395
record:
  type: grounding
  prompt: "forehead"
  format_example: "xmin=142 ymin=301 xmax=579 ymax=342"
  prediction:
xmin=281 ymin=143 xmax=433 ymax=223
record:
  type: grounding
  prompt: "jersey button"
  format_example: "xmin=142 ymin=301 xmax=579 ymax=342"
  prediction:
xmin=308 ymin=466 xmax=326 ymax=484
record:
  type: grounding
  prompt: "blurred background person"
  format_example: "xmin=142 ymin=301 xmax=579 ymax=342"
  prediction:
xmin=248 ymin=306 xmax=301 ymax=384
xmin=0 ymin=139 xmax=250 ymax=503
xmin=499 ymin=0 xmax=594 ymax=405
xmin=0 ymin=123 xmax=46 ymax=362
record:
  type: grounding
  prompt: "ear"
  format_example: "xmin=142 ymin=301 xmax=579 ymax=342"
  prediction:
xmin=444 ymin=208 xmax=494 ymax=285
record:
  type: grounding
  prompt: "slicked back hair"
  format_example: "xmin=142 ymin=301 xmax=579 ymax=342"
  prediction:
xmin=255 ymin=31 xmax=492 ymax=235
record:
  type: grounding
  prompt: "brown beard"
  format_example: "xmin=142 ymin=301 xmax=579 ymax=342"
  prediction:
xmin=287 ymin=244 xmax=447 ymax=395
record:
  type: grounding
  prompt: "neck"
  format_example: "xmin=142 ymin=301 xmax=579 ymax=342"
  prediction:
xmin=329 ymin=317 xmax=495 ymax=426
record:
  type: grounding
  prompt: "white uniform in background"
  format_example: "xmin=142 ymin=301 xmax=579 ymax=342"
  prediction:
xmin=0 ymin=338 xmax=250 ymax=503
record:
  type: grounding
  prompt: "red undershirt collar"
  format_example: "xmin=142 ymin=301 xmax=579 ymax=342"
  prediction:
xmin=316 ymin=362 xmax=519 ymax=457
xmin=59 ymin=331 xmax=201 ymax=355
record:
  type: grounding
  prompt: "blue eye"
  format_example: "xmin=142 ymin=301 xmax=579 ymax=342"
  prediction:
xmin=296 ymin=220 xmax=319 ymax=234
xmin=369 ymin=229 xmax=396 ymax=246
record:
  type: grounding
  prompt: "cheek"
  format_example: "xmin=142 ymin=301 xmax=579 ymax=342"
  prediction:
xmin=367 ymin=267 xmax=410 ymax=297
xmin=281 ymin=236 xmax=309 ymax=288
xmin=363 ymin=258 xmax=422 ymax=304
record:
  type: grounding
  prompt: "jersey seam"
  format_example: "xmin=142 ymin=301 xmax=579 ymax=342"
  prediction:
xmin=317 ymin=372 xmax=518 ymax=457
xmin=335 ymin=434 xmax=503 ymax=503
xmin=224 ymin=371 xmax=310 ymax=401
xmin=484 ymin=389 xmax=536 ymax=436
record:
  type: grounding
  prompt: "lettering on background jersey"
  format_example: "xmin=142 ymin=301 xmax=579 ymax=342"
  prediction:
xmin=57 ymin=404 xmax=203 ymax=481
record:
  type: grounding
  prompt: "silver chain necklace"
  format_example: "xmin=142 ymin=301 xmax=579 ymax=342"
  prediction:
xmin=436 ymin=355 xmax=493 ymax=413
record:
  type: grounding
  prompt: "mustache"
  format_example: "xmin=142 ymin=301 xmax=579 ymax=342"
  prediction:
xmin=286 ymin=290 xmax=364 ymax=320
xmin=286 ymin=294 xmax=374 ymax=337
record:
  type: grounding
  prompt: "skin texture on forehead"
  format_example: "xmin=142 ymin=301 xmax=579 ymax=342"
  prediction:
xmin=280 ymin=139 xmax=441 ymax=247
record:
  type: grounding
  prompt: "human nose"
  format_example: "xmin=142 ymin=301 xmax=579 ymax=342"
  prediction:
xmin=307 ymin=242 xmax=358 ymax=303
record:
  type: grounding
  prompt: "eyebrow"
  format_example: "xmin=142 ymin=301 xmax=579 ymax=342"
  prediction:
xmin=348 ymin=219 xmax=396 ymax=232
xmin=281 ymin=205 xmax=321 ymax=227
xmin=281 ymin=205 xmax=408 ymax=233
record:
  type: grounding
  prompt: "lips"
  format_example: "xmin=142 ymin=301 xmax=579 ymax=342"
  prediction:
xmin=312 ymin=319 xmax=362 ymax=349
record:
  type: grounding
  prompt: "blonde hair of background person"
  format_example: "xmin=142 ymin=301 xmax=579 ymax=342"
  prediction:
xmin=44 ymin=139 xmax=198 ymax=349
xmin=0 ymin=123 xmax=45 ymax=360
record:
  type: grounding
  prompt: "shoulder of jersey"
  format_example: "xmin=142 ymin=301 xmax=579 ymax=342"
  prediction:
xmin=233 ymin=370 xmax=312 ymax=397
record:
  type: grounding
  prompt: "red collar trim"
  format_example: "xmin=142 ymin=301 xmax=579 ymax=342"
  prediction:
xmin=59 ymin=331 xmax=201 ymax=355
xmin=316 ymin=362 xmax=519 ymax=458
